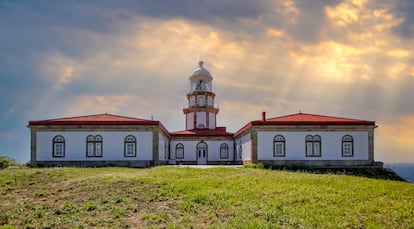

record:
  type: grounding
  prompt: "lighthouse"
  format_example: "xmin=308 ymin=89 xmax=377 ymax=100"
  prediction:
xmin=183 ymin=61 xmax=219 ymax=130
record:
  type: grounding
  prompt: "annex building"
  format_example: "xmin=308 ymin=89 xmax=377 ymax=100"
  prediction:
xmin=28 ymin=61 xmax=377 ymax=168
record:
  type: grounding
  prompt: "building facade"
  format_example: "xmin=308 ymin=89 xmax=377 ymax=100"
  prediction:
xmin=234 ymin=112 xmax=376 ymax=167
xmin=28 ymin=61 xmax=377 ymax=167
xmin=28 ymin=115 xmax=170 ymax=167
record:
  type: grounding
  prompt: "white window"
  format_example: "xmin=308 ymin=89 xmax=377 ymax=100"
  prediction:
xmin=198 ymin=96 xmax=205 ymax=106
xmin=53 ymin=135 xmax=65 ymax=157
xmin=176 ymin=143 xmax=184 ymax=159
xmin=306 ymin=135 xmax=322 ymax=157
xmin=190 ymin=96 xmax=195 ymax=106
xmin=220 ymin=143 xmax=229 ymax=159
xmin=342 ymin=135 xmax=354 ymax=157
xmin=273 ymin=135 xmax=285 ymax=157
xmin=86 ymin=135 xmax=103 ymax=157
xmin=207 ymin=96 xmax=213 ymax=106
xmin=124 ymin=135 xmax=137 ymax=157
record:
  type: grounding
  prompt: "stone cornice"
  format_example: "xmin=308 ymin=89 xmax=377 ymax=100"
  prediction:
xmin=235 ymin=124 xmax=376 ymax=137
xmin=183 ymin=107 xmax=219 ymax=114
xmin=186 ymin=91 xmax=216 ymax=97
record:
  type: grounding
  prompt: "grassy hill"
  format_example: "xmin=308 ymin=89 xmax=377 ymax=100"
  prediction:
xmin=0 ymin=166 xmax=413 ymax=228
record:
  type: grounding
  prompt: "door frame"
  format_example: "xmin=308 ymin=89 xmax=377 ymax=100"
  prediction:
xmin=196 ymin=141 xmax=208 ymax=165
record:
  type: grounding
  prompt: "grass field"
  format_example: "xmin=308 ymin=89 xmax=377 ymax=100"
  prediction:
xmin=0 ymin=166 xmax=413 ymax=228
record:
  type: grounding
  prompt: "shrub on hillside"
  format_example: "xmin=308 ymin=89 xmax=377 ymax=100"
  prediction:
xmin=0 ymin=156 xmax=21 ymax=169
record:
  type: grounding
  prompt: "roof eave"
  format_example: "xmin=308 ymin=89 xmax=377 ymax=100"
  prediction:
xmin=28 ymin=120 xmax=161 ymax=126
xmin=250 ymin=121 xmax=376 ymax=126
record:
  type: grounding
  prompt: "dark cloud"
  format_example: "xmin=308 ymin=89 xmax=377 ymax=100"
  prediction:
xmin=0 ymin=0 xmax=345 ymax=46
xmin=391 ymin=0 xmax=414 ymax=38
xmin=0 ymin=1 xmax=114 ymax=33
xmin=0 ymin=0 xmax=268 ymax=30
xmin=288 ymin=1 xmax=340 ymax=43
xmin=106 ymin=0 xmax=269 ymax=22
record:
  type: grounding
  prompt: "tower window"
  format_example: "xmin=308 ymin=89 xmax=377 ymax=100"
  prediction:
xmin=273 ymin=135 xmax=285 ymax=157
xmin=342 ymin=135 xmax=354 ymax=157
xmin=198 ymin=96 xmax=205 ymax=106
xmin=197 ymin=124 xmax=206 ymax=129
xmin=305 ymin=135 xmax=321 ymax=157
xmin=124 ymin=135 xmax=137 ymax=157
xmin=196 ymin=80 xmax=205 ymax=90
xmin=52 ymin=135 xmax=65 ymax=157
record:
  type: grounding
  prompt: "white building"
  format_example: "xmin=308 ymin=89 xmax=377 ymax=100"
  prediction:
xmin=234 ymin=112 xmax=376 ymax=167
xmin=28 ymin=61 xmax=377 ymax=168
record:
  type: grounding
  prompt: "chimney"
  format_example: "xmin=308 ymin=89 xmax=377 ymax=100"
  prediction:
xmin=262 ymin=111 xmax=266 ymax=121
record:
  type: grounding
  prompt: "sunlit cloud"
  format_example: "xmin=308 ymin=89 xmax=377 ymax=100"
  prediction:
xmin=275 ymin=0 xmax=299 ymax=25
xmin=326 ymin=0 xmax=360 ymax=26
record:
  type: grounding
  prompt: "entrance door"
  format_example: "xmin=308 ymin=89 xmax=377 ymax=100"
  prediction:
xmin=196 ymin=142 xmax=208 ymax=165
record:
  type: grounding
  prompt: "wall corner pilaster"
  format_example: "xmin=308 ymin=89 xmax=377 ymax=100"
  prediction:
xmin=30 ymin=128 xmax=37 ymax=166
xmin=152 ymin=129 xmax=159 ymax=166
xmin=368 ymin=128 xmax=375 ymax=163
xmin=251 ymin=130 xmax=258 ymax=163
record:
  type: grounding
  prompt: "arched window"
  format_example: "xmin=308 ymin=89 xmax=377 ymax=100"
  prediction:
xmin=306 ymin=135 xmax=322 ymax=157
xmin=197 ymin=124 xmax=206 ymax=129
xmin=342 ymin=135 xmax=354 ymax=157
xmin=313 ymin=135 xmax=321 ymax=156
xmin=305 ymin=135 xmax=313 ymax=156
xmin=52 ymin=135 xmax=65 ymax=157
xmin=273 ymin=135 xmax=285 ymax=157
xmin=176 ymin=143 xmax=184 ymax=159
xmin=220 ymin=143 xmax=229 ymax=159
xmin=95 ymin=135 xmax=103 ymax=157
xmin=86 ymin=135 xmax=95 ymax=157
xmin=124 ymin=135 xmax=137 ymax=157
xmin=86 ymin=135 xmax=103 ymax=157
xmin=197 ymin=141 xmax=208 ymax=158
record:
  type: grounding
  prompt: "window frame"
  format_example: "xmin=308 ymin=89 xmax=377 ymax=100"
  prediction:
xmin=86 ymin=135 xmax=103 ymax=157
xmin=198 ymin=95 xmax=205 ymax=107
xmin=313 ymin=135 xmax=321 ymax=157
xmin=273 ymin=135 xmax=286 ymax=157
xmin=342 ymin=135 xmax=354 ymax=157
xmin=220 ymin=143 xmax=229 ymax=159
xmin=86 ymin=135 xmax=94 ymax=157
xmin=196 ymin=141 xmax=208 ymax=158
xmin=197 ymin=124 xmax=206 ymax=129
xmin=175 ymin=143 xmax=184 ymax=159
xmin=305 ymin=135 xmax=322 ymax=157
xmin=124 ymin=135 xmax=137 ymax=157
xmin=52 ymin=135 xmax=65 ymax=158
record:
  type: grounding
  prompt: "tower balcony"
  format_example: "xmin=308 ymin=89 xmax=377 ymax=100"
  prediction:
xmin=186 ymin=90 xmax=216 ymax=98
xmin=183 ymin=106 xmax=219 ymax=114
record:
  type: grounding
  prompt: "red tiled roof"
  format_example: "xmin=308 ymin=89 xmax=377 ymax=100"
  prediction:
xmin=28 ymin=113 xmax=160 ymax=126
xmin=171 ymin=127 xmax=233 ymax=137
xmin=258 ymin=113 xmax=375 ymax=125
xmin=235 ymin=113 xmax=376 ymax=135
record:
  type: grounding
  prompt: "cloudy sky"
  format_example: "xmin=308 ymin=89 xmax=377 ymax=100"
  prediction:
xmin=1 ymin=0 xmax=413 ymax=163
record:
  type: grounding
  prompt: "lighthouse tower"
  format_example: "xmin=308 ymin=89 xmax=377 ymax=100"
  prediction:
xmin=183 ymin=61 xmax=219 ymax=130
